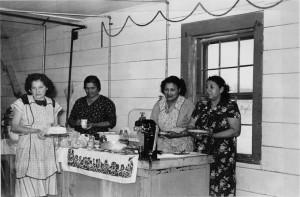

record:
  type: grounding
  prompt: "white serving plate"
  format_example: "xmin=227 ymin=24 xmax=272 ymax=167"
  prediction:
xmin=159 ymin=131 xmax=168 ymax=135
xmin=187 ymin=129 xmax=208 ymax=134
xmin=174 ymin=151 xmax=190 ymax=155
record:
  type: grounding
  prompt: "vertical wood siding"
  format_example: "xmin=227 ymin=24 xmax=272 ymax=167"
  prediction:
xmin=1 ymin=0 xmax=299 ymax=196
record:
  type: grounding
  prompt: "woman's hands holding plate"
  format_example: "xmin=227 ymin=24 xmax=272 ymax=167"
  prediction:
xmin=37 ymin=129 xmax=46 ymax=140
xmin=187 ymin=128 xmax=212 ymax=139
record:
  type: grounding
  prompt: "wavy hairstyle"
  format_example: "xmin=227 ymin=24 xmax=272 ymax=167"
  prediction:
xmin=160 ymin=75 xmax=187 ymax=96
xmin=24 ymin=73 xmax=56 ymax=98
xmin=207 ymin=75 xmax=231 ymax=102
xmin=84 ymin=75 xmax=101 ymax=91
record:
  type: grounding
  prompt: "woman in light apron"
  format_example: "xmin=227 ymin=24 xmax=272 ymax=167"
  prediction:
xmin=11 ymin=73 xmax=62 ymax=197
xmin=150 ymin=76 xmax=194 ymax=153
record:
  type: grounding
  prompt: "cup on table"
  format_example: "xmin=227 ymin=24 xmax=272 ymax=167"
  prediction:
xmin=81 ymin=119 xmax=88 ymax=129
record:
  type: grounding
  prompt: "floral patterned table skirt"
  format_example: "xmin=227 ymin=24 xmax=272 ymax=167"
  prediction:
xmin=57 ymin=148 xmax=138 ymax=184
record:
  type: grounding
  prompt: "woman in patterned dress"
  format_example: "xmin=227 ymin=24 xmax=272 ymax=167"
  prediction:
xmin=188 ymin=76 xmax=241 ymax=197
xmin=11 ymin=73 xmax=62 ymax=197
xmin=68 ymin=75 xmax=116 ymax=137
xmin=150 ymin=76 xmax=195 ymax=153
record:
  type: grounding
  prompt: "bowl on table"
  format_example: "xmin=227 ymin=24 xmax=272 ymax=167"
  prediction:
xmin=100 ymin=140 xmax=128 ymax=151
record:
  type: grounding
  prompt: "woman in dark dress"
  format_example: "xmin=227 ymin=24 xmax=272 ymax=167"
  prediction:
xmin=68 ymin=75 xmax=116 ymax=137
xmin=188 ymin=76 xmax=241 ymax=197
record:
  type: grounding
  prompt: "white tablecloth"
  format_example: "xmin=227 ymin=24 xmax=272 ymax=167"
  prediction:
xmin=57 ymin=147 xmax=139 ymax=184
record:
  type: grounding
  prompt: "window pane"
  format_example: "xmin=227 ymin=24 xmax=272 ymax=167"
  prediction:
xmin=208 ymin=43 xmax=219 ymax=69
xmin=240 ymin=67 xmax=253 ymax=92
xmin=237 ymin=125 xmax=252 ymax=154
xmin=220 ymin=41 xmax=238 ymax=68
xmin=207 ymin=70 xmax=219 ymax=77
xmin=221 ymin=68 xmax=238 ymax=93
xmin=240 ymin=39 xmax=254 ymax=65
xmin=237 ymin=100 xmax=252 ymax=125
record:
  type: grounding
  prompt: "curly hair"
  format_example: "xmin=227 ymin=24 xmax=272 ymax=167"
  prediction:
xmin=207 ymin=75 xmax=231 ymax=102
xmin=160 ymin=76 xmax=187 ymax=96
xmin=84 ymin=75 xmax=101 ymax=91
xmin=24 ymin=73 xmax=56 ymax=98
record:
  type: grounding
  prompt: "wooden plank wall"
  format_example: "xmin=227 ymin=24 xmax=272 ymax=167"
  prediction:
xmin=1 ymin=0 xmax=299 ymax=196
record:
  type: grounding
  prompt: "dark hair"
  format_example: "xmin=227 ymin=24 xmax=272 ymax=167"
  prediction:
xmin=24 ymin=73 xmax=56 ymax=98
xmin=160 ymin=76 xmax=187 ymax=96
xmin=207 ymin=75 xmax=230 ymax=102
xmin=84 ymin=75 xmax=101 ymax=91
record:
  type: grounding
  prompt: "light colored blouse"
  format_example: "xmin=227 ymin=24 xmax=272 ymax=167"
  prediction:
xmin=150 ymin=96 xmax=195 ymax=128
xmin=150 ymin=96 xmax=195 ymax=153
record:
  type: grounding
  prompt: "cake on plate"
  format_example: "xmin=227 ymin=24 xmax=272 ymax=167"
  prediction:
xmin=47 ymin=126 xmax=67 ymax=135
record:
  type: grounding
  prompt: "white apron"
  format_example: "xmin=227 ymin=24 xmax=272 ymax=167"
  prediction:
xmin=157 ymin=96 xmax=194 ymax=153
xmin=11 ymin=95 xmax=60 ymax=197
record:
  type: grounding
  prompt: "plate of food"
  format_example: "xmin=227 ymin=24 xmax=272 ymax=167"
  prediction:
xmin=187 ymin=129 xmax=208 ymax=134
xmin=45 ymin=133 xmax=69 ymax=137
xmin=174 ymin=151 xmax=190 ymax=155
xmin=45 ymin=126 xmax=68 ymax=137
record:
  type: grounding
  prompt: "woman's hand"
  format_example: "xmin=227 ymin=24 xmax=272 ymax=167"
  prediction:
xmin=188 ymin=131 xmax=203 ymax=140
xmin=206 ymin=129 xmax=214 ymax=137
xmin=85 ymin=123 xmax=93 ymax=130
xmin=36 ymin=129 xmax=46 ymax=140
xmin=187 ymin=128 xmax=212 ymax=139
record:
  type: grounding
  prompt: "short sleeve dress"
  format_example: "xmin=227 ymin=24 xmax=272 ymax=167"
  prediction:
xmin=11 ymin=95 xmax=62 ymax=197
xmin=68 ymin=95 xmax=116 ymax=135
xmin=191 ymin=100 xmax=240 ymax=196
xmin=151 ymin=96 xmax=195 ymax=153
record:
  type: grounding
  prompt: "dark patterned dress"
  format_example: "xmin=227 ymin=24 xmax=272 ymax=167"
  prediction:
xmin=191 ymin=100 xmax=241 ymax=197
xmin=69 ymin=95 xmax=116 ymax=135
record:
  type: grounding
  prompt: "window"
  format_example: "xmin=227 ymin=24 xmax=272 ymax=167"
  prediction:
xmin=181 ymin=12 xmax=263 ymax=164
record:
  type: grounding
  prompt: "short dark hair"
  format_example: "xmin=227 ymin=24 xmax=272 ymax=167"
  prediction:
xmin=207 ymin=75 xmax=231 ymax=102
xmin=160 ymin=76 xmax=187 ymax=96
xmin=24 ymin=73 xmax=56 ymax=98
xmin=84 ymin=75 xmax=101 ymax=91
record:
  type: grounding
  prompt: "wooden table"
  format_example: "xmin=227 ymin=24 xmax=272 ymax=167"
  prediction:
xmin=55 ymin=152 xmax=213 ymax=197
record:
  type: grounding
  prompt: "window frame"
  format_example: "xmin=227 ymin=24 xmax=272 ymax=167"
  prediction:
xmin=181 ymin=12 xmax=263 ymax=164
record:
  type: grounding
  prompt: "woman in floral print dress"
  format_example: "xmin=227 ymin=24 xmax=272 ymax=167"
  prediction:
xmin=188 ymin=76 xmax=241 ymax=197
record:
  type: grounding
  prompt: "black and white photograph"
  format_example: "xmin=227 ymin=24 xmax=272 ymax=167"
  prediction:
xmin=1 ymin=0 xmax=299 ymax=196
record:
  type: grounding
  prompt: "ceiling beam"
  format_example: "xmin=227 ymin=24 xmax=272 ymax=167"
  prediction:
xmin=0 ymin=10 xmax=86 ymax=28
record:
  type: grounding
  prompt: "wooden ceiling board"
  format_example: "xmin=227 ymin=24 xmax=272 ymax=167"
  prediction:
xmin=0 ymin=0 xmax=152 ymax=38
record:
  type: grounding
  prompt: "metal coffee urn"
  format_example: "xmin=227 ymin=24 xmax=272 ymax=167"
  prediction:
xmin=134 ymin=113 xmax=159 ymax=161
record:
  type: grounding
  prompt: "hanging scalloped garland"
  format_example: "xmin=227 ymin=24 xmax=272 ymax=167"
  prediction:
xmin=100 ymin=0 xmax=282 ymax=46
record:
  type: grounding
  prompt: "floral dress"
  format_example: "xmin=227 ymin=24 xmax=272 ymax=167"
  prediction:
xmin=156 ymin=96 xmax=194 ymax=153
xmin=191 ymin=100 xmax=241 ymax=197
xmin=69 ymin=95 xmax=116 ymax=135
